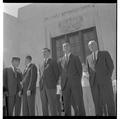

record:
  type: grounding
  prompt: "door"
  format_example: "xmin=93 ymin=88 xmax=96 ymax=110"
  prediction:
xmin=51 ymin=26 xmax=99 ymax=63
xmin=81 ymin=27 xmax=99 ymax=61
xmin=51 ymin=35 xmax=67 ymax=60
xmin=67 ymin=31 xmax=85 ymax=63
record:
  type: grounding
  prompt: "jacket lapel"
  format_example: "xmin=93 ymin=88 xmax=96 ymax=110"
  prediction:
xmin=67 ymin=53 xmax=72 ymax=68
xmin=23 ymin=64 xmax=32 ymax=75
xmin=10 ymin=67 xmax=16 ymax=79
xmin=61 ymin=56 xmax=65 ymax=69
xmin=91 ymin=51 xmax=100 ymax=66
xmin=95 ymin=51 xmax=100 ymax=65
xmin=44 ymin=58 xmax=51 ymax=70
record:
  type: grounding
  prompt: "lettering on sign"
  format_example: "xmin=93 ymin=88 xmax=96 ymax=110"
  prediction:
xmin=58 ymin=15 xmax=84 ymax=34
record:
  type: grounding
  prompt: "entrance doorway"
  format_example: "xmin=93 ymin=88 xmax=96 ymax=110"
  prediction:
xmin=51 ymin=26 xmax=99 ymax=63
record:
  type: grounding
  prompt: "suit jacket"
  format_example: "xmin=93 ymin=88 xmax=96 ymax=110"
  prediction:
xmin=22 ymin=63 xmax=37 ymax=94
xmin=86 ymin=51 xmax=114 ymax=87
xmin=3 ymin=68 xmax=8 ymax=93
xmin=3 ymin=67 xmax=22 ymax=96
xmin=58 ymin=54 xmax=82 ymax=90
xmin=40 ymin=58 xmax=59 ymax=90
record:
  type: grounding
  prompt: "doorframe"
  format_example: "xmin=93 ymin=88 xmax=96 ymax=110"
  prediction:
xmin=51 ymin=26 xmax=99 ymax=61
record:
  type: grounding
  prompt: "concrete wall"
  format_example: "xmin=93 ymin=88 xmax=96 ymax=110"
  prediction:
xmin=3 ymin=3 xmax=116 ymax=80
xmin=3 ymin=13 xmax=21 ymax=67
xmin=43 ymin=4 xmax=116 ymax=80
xmin=17 ymin=18 xmax=46 ymax=71
xmin=96 ymin=4 xmax=116 ymax=80
xmin=3 ymin=13 xmax=46 ymax=72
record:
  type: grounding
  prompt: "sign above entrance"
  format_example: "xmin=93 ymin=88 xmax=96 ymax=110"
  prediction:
xmin=44 ymin=4 xmax=96 ymax=37
xmin=58 ymin=15 xmax=84 ymax=34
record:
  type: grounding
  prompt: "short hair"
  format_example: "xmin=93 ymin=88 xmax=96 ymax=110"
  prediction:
xmin=12 ymin=57 xmax=20 ymax=62
xmin=26 ymin=55 xmax=32 ymax=61
xmin=43 ymin=48 xmax=50 ymax=53
xmin=63 ymin=41 xmax=70 ymax=46
xmin=88 ymin=40 xmax=97 ymax=46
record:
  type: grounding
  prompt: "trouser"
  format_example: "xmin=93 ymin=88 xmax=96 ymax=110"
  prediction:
xmin=91 ymin=82 xmax=115 ymax=116
xmin=40 ymin=86 xmax=58 ymax=116
xmin=23 ymin=91 xmax=36 ymax=116
xmin=91 ymin=83 xmax=101 ymax=116
xmin=71 ymin=94 xmax=78 ymax=116
xmin=62 ymin=80 xmax=85 ymax=116
xmin=3 ymin=96 xmax=8 ymax=116
xmin=99 ymin=83 xmax=115 ymax=116
xmin=114 ymin=92 xmax=117 ymax=115
xmin=8 ymin=94 xmax=21 ymax=116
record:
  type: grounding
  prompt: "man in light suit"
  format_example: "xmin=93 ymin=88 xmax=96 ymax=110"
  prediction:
xmin=3 ymin=57 xmax=22 ymax=116
xmin=86 ymin=40 xmax=115 ymax=116
xmin=58 ymin=42 xmax=85 ymax=116
xmin=39 ymin=48 xmax=59 ymax=116
xmin=22 ymin=55 xmax=37 ymax=116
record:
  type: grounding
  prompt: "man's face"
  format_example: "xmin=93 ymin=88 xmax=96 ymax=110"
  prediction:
xmin=42 ymin=49 xmax=49 ymax=59
xmin=88 ymin=42 xmax=98 ymax=52
xmin=63 ymin=43 xmax=70 ymax=54
xmin=12 ymin=60 xmax=20 ymax=68
xmin=25 ymin=58 xmax=30 ymax=66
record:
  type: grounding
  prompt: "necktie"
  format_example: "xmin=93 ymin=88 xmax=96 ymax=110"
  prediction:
xmin=66 ymin=54 xmax=69 ymax=64
xmin=93 ymin=52 xmax=96 ymax=64
xmin=14 ymin=67 xmax=17 ymax=78
xmin=44 ymin=60 xmax=47 ymax=69
xmin=24 ymin=66 xmax=28 ymax=74
xmin=64 ymin=55 xmax=68 ymax=70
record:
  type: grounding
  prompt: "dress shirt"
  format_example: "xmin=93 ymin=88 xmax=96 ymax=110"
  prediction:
xmin=92 ymin=50 xmax=98 ymax=61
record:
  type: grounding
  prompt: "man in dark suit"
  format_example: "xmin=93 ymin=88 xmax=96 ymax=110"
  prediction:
xmin=3 ymin=67 xmax=9 ymax=116
xmin=22 ymin=55 xmax=37 ymax=116
xmin=86 ymin=40 xmax=115 ymax=116
xmin=39 ymin=48 xmax=59 ymax=116
xmin=58 ymin=42 xmax=85 ymax=116
xmin=3 ymin=57 xmax=22 ymax=116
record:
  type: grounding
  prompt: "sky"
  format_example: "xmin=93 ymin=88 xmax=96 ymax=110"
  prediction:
xmin=4 ymin=3 xmax=32 ymax=17
xmin=3 ymin=3 xmax=92 ymax=18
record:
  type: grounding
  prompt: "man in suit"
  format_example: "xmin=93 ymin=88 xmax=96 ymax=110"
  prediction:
xmin=3 ymin=67 xmax=9 ymax=116
xmin=39 ymin=48 xmax=59 ymax=116
xmin=86 ymin=40 xmax=115 ymax=116
xmin=22 ymin=55 xmax=37 ymax=116
xmin=3 ymin=57 xmax=22 ymax=116
xmin=58 ymin=42 xmax=85 ymax=116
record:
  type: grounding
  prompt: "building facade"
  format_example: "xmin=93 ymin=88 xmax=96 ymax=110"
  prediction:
xmin=4 ymin=3 xmax=116 ymax=81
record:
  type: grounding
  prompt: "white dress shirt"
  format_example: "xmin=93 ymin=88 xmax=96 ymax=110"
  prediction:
xmin=92 ymin=50 xmax=98 ymax=61
xmin=24 ymin=63 xmax=31 ymax=73
xmin=10 ymin=65 xmax=15 ymax=72
xmin=65 ymin=52 xmax=71 ymax=62
xmin=44 ymin=56 xmax=51 ymax=64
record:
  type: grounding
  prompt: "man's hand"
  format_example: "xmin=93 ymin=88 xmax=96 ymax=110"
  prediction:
xmin=20 ymin=81 xmax=23 ymax=88
xmin=27 ymin=90 xmax=31 ymax=96
xmin=16 ymin=68 xmax=22 ymax=73
xmin=18 ymin=91 xmax=22 ymax=97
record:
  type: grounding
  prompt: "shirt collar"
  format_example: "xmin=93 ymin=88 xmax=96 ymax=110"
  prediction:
xmin=65 ymin=52 xmax=71 ymax=59
xmin=92 ymin=50 xmax=98 ymax=55
xmin=10 ymin=65 xmax=15 ymax=72
xmin=26 ymin=62 xmax=31 ymax=69
xmin=44 ymin=56 xmax=51 ymax=63
xmin=92 ymin=50 xmax=98 ymax=60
